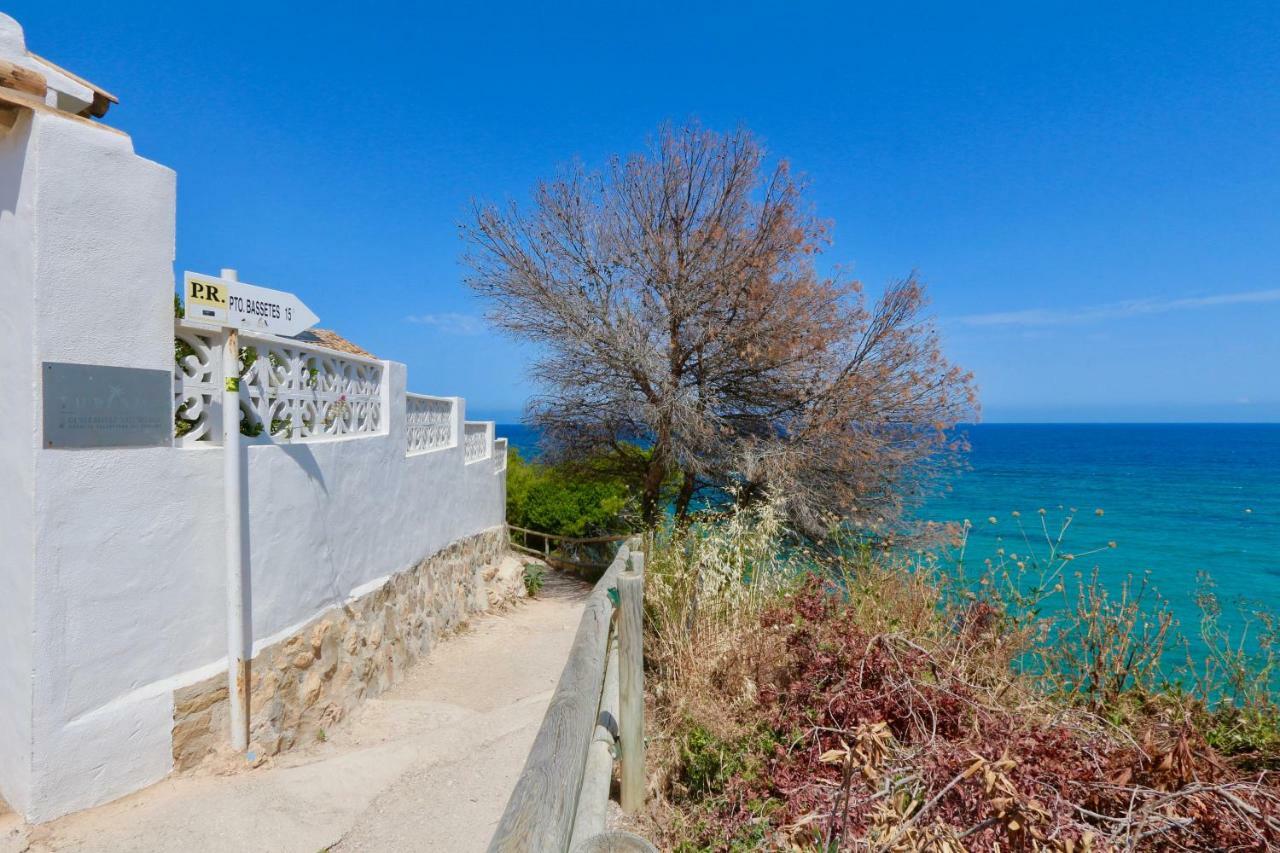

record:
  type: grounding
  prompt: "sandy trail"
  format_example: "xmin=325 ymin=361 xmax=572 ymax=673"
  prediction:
xmin=1 ymin=568 xmax=590 ymax=853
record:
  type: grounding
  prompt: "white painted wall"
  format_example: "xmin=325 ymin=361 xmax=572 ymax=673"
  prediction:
xmin=0 ymin=20 xmax=507 ymax=821
xmin=27 ymin=377 xmax=504 ymax=822
xmin=0 ymin=109 xmax=37 ymax=817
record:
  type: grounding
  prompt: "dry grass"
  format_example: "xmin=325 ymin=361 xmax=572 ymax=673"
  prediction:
xmin=640 ymin=500 xmax=1280 ymax=851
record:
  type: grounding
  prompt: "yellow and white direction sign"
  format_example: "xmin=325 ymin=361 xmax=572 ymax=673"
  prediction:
xmin=184 ymin=271 xmax=230 ymax=324
xmin=182 ymin=271 xmax=319 ymax=337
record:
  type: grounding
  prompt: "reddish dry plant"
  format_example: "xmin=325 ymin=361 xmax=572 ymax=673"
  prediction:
xmin=673 ymin=580 xmax=1279 ymax=851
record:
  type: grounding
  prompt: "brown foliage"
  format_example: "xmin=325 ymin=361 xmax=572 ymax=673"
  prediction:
xmin=463 ymin=122 xmax=975 ymax=533
xmin=654 ymin=579 xmax=1280 ymax=851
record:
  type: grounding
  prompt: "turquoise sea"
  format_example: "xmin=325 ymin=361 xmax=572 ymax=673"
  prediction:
xmin=498 ymin=423 xmax=1280 ymax=666
xmin=921 ymin=424 xmax=1280 ymax=669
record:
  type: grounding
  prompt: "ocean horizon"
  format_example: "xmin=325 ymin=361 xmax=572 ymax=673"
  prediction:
xmin=499 ymin=422 xmax=1280 ymax=667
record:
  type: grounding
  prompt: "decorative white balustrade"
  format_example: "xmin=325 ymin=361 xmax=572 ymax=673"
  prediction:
xmin=406 ymin=394 xmax=455 ymax=455
xmin=174 ymin=321 xmax=506 ymax=467
xmin=174 ymin=322 xmax=225 ymax=446
xmin=240 ymin=337 xmax=382 ymax=440
xmin=464 ymin=422 xmax=491 ymax=463
xmin=174 ymin=320 xmax=384 ymax=444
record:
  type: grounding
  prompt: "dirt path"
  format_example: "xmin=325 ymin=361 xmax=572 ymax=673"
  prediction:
xmin=2 ymin=566 xmax=590 ymax=853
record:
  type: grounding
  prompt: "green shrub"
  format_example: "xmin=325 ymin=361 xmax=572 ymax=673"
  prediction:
xmin=668 ymin=722 xmax=783 ymax=851
xmin=522 ymin=562 xmax=546 ymax=597
xmin=679 ymin=724 xmax=734 ymax=798
xmin=505 ymin=449 xmax=633 ymax=537
xmin=676 ymin=722 xmax=778 ymax=800
xmin=1204 ymin=705 xmax=1280 ymax=767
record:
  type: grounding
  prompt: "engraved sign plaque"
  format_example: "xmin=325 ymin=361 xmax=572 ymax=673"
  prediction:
xmin=42 ymin=362 xmax=173 ymax=449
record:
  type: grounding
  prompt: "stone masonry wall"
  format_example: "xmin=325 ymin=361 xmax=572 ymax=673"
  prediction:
xmin=172 ymin=526 xmax=520 ymax=771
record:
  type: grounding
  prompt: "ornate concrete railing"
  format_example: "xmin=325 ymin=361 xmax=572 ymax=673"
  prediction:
xmin=406 ymin=394 xmax=456 ymax=455
xmin=494 ymin=437 xmax=508 ymax=471
xmin=464 ymin=421 xmax=492 ymax=463
xmin=174 ymin=319 xmax=384 ymax=445
xmin=173 ymin=321 xmax=224 ymax=446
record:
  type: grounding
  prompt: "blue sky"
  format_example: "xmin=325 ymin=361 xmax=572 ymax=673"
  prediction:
xmin=12 ymin=1 xmax=1279 ymax=422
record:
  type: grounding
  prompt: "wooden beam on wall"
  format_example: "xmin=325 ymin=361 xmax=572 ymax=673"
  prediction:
xmin=0 ymin=59 xmax=47 ymax=100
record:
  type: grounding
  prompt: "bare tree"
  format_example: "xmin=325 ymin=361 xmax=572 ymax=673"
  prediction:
xmin=462 ymin=123 xmax=976 ymax=535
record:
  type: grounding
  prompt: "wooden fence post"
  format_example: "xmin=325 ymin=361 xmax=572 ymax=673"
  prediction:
xmin=489 ymin=545 xmax=632 ymax=851
xmin=618 ymin=552 xmax=645 ymax=814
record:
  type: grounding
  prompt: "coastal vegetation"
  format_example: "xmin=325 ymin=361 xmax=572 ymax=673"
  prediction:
xmin=521 ymin=561 xmax=546 ymax=598
xmin=504 ymin=448 xmax=634 ymax=538
xmin=639 ymin=502 xmax=1280 ymax=850
xmin=478 ymin=123 xmax=1278 ymax=847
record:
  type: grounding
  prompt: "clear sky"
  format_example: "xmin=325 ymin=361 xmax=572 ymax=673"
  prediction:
xmin=11 ymin=1 xmax=1279 ymax=422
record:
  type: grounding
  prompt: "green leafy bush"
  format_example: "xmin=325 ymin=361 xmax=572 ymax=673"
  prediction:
xmin=677 ymin=723 xmax=777 ymax=799
xmin=505 ymin=449 xmax=633 ymax=537
xmin=522 ymin=562 xmax=546 ymax=598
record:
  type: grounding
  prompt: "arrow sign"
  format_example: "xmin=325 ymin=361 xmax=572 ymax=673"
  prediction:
xmin=183 ymin=271 xmax=319 ymax=337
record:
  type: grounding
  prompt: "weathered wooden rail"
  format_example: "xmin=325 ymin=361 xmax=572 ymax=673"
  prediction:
xmin=489 ymin=537 xmax=655 ymax=853
xmin=508 ymin=524 xmax=633 ymax=575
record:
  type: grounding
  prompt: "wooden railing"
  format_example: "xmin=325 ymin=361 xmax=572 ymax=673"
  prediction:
xmin=508 ymin=524 xmax=633 ymax=575
xmin=489 ymin=538 xmax=655 ymax=853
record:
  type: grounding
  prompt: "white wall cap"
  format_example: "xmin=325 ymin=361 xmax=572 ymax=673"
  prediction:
xmin=0 ymin=14 xmax=25 ymax=60
xmin=27 ymin=57 xmax=95 ymax=113
xmin=0 ymin=14 xmax=97 ymax=114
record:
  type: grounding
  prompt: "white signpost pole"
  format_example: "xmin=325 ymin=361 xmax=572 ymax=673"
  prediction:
xmin=184 ymin=266 xmax=318 ymax=753
xmin=220 ymin=267 xmax=250 ymax=752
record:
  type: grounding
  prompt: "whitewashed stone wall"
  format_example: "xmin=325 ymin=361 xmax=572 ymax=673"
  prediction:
xmin=172 ymin=527 xmax=521 ymax=771
xmin=0 ymin=14 xmax=508 ymax=823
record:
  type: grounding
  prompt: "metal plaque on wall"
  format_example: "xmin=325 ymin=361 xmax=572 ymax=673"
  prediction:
xmin=42 ymin=362 xmax=173 ymax=449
